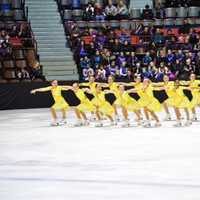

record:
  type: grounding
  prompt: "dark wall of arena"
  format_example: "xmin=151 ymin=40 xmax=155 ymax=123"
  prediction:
xmin=0 ymin=82 xmax=192 ymax=110
xmin=0 ymin=82 xmax=81 ymax=110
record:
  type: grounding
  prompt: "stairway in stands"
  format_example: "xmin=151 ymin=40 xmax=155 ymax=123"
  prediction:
xmin=25 ymin=0 xmax=79 ymax=81
xmin=129 ymin=0 xmax=153 ymax=9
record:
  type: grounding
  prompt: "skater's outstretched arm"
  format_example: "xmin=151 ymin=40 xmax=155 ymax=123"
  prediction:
xmin=81 ymin=88 xmax=92 ymax=93
xmin=60 ymin=86 xmax=72 ymax=91
xmin=61 ymin=86 xmax=73 ymax=90
xmin=126 ymin=88 xmax=139 ymax=93
xmin=30 ymin=87 xmax=51 ymax=94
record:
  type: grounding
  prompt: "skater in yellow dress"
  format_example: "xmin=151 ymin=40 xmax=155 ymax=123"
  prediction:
xmin=63 ymin=83 xmax=96 ymax=126
xmin=80 ymin=76 xmax=97 ymax=120
xmin=152 ymin=75 xmax=173 ymax=121
xmin=188 ymin=73 xmax=200 ymax=121
xmin=116 ymin=85 xmax=142 ymax=127
xmin=102 ymin=75 xmax=120 ymax=121
xmin=119 ymin=75 xmax=144 ymax=123
xmin=30 ymin=80 xmax=69 ymax=126
xmin=136 ymin=79 xmax=162 ymax=127
xmin=92 ymin=84 xmax=115 ymax=127
xmin=165 ymin=79 xmax=192 ymax=126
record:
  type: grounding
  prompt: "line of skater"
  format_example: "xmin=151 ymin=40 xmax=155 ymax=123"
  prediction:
xmin=30 ymin=73 xmax=200 ymax=128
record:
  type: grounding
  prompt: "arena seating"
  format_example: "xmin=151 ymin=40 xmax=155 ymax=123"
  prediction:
xmin=1 ymin=0 xmax=200 ymax=83
xmin=0 ymin=0 xmax=45 ymax=83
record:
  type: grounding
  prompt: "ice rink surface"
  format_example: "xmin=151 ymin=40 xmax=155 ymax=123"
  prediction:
xmin=1 ymin=108 xmax=200 ymax=200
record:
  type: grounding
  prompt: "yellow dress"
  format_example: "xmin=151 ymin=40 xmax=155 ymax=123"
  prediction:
xmin=75 ymin=89 xmax=95 ymax=112
xmin=164 ymin=81 xmax=177 ymax=106
xmin=45 ymin=86 xmax=69 ymax=110
xmin=145 ymin=84 xmax=162 ymax=112
xmin=135 ymin=84 xmax=162 ymax=112
xmin=189 ymin=80 xmax=200 ymax=108
xmin=108 ymin=82 xmax=120 ymax=105
xmin=122 ymin=91 xmax=140 ymax=111
xmin=94 ymin=91 xmax=114 ymax=115
xmin=131 ymin=82 xmax=147 ymax=108
xmin=80 ymin=82 xmax=97 ymax=104
xmin=165 ymin=82 xmax=191 ymax=109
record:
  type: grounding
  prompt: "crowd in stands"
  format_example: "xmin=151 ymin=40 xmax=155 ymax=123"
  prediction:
xmin=0 ymin=22 xmax=45 ymax=82
xmin=59 ymin=0 xmax=200 ymax=22
xmin=83 ymin=0 xmax=129 ymax=21
xmin=67 ymin=20 xmax=200 ymax=82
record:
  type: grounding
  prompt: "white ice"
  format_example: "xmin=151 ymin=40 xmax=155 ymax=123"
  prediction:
xmin=0 ymin=108 xmax=200 ymax=200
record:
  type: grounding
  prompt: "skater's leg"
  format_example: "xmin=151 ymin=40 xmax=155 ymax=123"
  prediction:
xmin=50 ymin=107 xmax=58 ymax=125
xmin=122 ymin=106 xmax=128 ymax=120
xmin=173 ymin=107 xmax=182 ymax=127
xmin=149 ymin=110 xmax=160 ymax=123
xmin=143 ymin=107 xmax=150 ymax=120
xmin=61 ymin=108 xmax=66 ymax=120
xmin=134 ymin=110 xmax=142 ymax=125
xmin=184 ymin=108 xmax=190 ymax=121
xmin=163 ymin=102 xmax=171 ymax=120
xmin=75 ymin=108 xmax=82 ymax=120
xmin=184 ymin=108 xmax=192 ymax=126
xmin=143 ymin=107 xmax=151 ymax=127
xmin=191 ymin=107 xmax=197 ymax=121
xmin=80 ymin=111 xmax=87 ymax=121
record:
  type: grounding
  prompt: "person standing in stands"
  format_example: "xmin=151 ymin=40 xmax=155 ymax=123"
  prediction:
xmin=30 ymin=80 xmax=70 ymax=126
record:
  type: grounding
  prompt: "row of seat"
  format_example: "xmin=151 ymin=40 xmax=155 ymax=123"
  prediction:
xmin=164 ymin=7 xmax=200 ymax=18
xmin=0 ymin=48 xmax=38 ymax=80
xmin=62 ymin=7 xmax=200 ymax=22
xmin=57 ymin=0 xmax=118 ymax=9
xmin=64 ymin=18 xmax=200 ymax=32
xmin=0 ymin=0 xmax=25 ymax=9
xmin=0 ymin=0 xmax=25 ymax=20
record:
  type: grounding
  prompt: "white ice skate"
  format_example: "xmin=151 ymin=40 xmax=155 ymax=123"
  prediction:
xmin=109 ymin=121 xmax=117 ymax=126
xmin=192 ymin=114 xmax=198 ymax=121
xmin=95 ymin=121 xmax=103 ymax=127
xmin=115 ymin=115 xmax=120 ymax=122
xmin=82 ymin=120 xmax=90 ymax=126
xmin=59 ymin=119 xmax=67 ymax=125
xmin=121 ymin=120 xmax=130 ymax=128
xmin=184 ymin=120 xmax=192 ymax=127
xmin=173 ymin=121 xmax=182 ymax=127
xmin=73 ymin=120 xmax=83 ymax=127
xmin=50 ymin=121 xmax=59 ymax=126
xmin=164 ymin=114 xmax=172 ymax=121
xmin=154 ymin=122 xmax=162 ymax=127
xmin=90 ymin=114 xmax=96 ymax=122
xmin=142 ymin=121 xmax=151 ymax=128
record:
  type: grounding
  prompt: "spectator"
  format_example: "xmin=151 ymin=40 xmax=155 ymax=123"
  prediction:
xmin=116 ymin=0 xmax=129 ymax=20
xmin=119 ymin=61 xmax=128 ymax=78
xmin=142 ymin=51 xmax=152 ymax=67
xmin=16 ymin=68 xmax=30 ymax=81
xmin=127 ymin=51 xmax=138 ymax=68
xmin=105 ymin=0 xmax=118 ymax=20
xmin=0 ymin=30 xmax=10 ymax=57
xmin=179 ymin=19 xmax=190 ymax=35
xmin=92 ymin=50 xmax=103 ymax=68
xmin=83 ymin=3 xmax=95 ymax=21
xmin=153 ymin=28 xmax=165 ymax=46
xmin=96 ymin=65 xmax=106 ymax=81
xmin=82 ymin=66 xmax=94 ymax=81
xmin=142 ymin=4 xmax=154 ymax=19
xmin=30 ymin=62 xmax=46 ymax=81
xmin=94 ymin=3 xmax=105 ymax=21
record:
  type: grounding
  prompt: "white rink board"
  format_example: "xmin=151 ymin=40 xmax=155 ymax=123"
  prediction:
xmin=0 ymin=108 xmax=200 ymax=200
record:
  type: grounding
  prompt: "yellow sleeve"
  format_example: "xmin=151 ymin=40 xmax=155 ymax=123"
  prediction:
xmin=80 ymin=82 xmax=89 ymax=86
xmin=39 ymin=86 xmax=52 ymax=92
